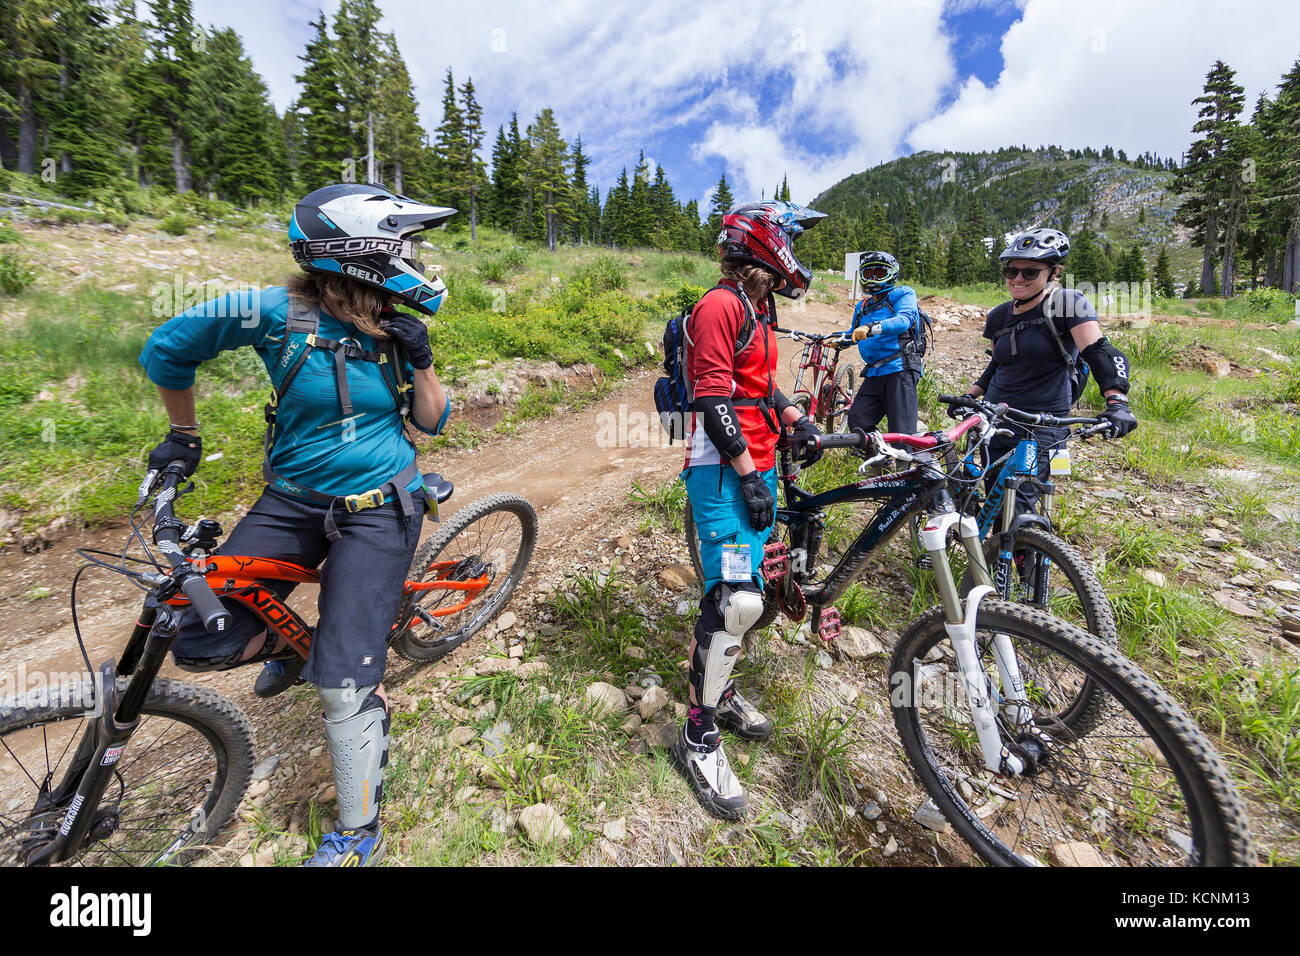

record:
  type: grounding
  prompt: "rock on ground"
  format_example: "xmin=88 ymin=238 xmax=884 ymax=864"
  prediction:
xmin=517 ymin=803 xmax=571 ymax=846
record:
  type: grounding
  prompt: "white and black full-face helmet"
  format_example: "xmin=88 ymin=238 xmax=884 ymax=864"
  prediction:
xmin=289 ymin=183 xmax=457 ymax=315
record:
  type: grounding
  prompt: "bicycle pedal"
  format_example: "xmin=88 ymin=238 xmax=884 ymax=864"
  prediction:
xmin=412 ymin=605 xmax=443 ymax=631
xmin=914 ymin=553 xmax=933 ymax=569
xmin=816 ymin=607 xmax=841 ymax=643
xmin=761 ymin=542 xmax=791 ymax=583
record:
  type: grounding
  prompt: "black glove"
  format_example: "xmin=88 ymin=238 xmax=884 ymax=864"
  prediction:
xmin=148 ymin=428 xmax=202 ymax=477
xmin=1099 ymin=395 xmax=1138 ymax=438
xmin=379 ymin=308 xmax=433 ymax=370
xmin=790 ymin=415 xmax=823 ymax=468
xmin=738 ymin=470 xmax=775 ymax=531
xmin=945 ymin=400 xmax=965 ymax=420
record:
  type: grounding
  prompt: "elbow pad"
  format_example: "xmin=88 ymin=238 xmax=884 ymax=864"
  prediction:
xmin=1080 ymin=337 xmax=1131 ymax=394
xmin=695 ymin=397 xmax=749 ymax=461
xmin=974 ymin=358 xmax=997 ymax=394
xmin=771 ymin=388 xmax=796 ymax=418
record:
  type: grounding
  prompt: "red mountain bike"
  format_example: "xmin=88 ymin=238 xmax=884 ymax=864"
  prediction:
xmin=0 ymin=463 xmax=535 ymax=865
xmin=779 ymin=327 xmax=859 ymax=476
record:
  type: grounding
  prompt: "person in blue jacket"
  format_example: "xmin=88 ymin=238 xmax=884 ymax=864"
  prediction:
xmin=845 ymin=252 xmax=924 ymax=436
xmin=137 ymin=183 xmax=454 ymax=866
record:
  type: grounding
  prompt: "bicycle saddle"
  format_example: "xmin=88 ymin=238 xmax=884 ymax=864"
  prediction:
xmin=422 ymin=472 xmax=454 ymax=503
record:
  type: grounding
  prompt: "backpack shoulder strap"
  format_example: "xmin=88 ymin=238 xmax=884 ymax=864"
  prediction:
xmin=274 ymin=297 xmax=321 ymax=399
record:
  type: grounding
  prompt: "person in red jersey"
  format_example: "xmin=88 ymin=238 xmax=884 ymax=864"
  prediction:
xmin=675 ymin=200 xmax=827 ymax=819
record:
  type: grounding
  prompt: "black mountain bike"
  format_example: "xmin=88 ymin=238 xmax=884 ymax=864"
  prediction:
xmin=685 ymin=416 xmax=1254 ymax=865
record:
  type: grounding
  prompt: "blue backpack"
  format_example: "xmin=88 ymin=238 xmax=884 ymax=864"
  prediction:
xmin=654 ymin=285 xmax=757 ymax=443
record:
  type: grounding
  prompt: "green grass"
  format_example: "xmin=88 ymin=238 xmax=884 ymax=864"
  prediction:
xmin=0 ymin=221 xmax=681 ymax=529
xmin=627 ymin=477 xmax=687 ymax=533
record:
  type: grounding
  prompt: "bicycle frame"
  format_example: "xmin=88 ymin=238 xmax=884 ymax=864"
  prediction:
xmin=787 ymin=331 xmax=855 ymax=425
xmin=776 ymin=432 xmax=1036 ymax=776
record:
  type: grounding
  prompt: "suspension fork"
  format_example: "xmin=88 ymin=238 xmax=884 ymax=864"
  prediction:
xmin=918 ymin=507 xmax=1029 ymax=776
xmin=26 ymin=605 xmax=183 ymax=865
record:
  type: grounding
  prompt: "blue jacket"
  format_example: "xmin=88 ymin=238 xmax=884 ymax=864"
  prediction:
xmin=139 ymin=286 xmax=449 ymax=498
xmin=849 ymin=285 xmax=921 ymax=377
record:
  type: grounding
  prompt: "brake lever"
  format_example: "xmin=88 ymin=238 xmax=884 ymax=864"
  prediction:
xmin=857 ymin=454 xmax=890 ymax=474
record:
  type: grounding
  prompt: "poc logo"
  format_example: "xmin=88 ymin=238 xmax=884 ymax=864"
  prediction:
xmin=342 ymin=263 xmax=384 ymax=285
xmin=712 ymin=403 xmax=738 ymax=437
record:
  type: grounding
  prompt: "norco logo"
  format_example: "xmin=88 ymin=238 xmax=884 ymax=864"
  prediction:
xmin=342 ymin=263 xmax=385 ymax=284
xmin=50 ymin=886 xmax=152 ymax=936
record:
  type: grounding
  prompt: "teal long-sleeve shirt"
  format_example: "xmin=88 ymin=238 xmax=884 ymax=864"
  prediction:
xmin=848 ymin=285 xmax=921 ymax=377
xmin=138 ymin=286 xmax=449 ymax=498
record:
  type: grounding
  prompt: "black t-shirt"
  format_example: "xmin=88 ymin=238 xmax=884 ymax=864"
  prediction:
xmin=982 ymin=289 xmax=1097 ymax=414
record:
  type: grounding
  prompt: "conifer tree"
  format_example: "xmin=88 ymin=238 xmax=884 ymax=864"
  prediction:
xmin=293 ymin=13 xmax=351 ymax=190
xmin=524 ymin=107 xmax=569 ymax=251
xmin=1174 ymin=60 xmax=1246 ymax=297
xmin=1153 ymin=245 xmax=1176 ymax=297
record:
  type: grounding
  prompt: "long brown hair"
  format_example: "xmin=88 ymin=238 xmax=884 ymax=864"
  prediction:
xmin=286 ymin=272 xmax=390 ymax=338
xmin=720 ymin=260 xmax=778 ymax=304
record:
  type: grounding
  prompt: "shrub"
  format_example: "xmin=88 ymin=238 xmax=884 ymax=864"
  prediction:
xmin=0 ymin=250 xmax=36 ymax=295
xmin=577 ymin=256 xmax=628 ymax=293
xmin=158 ymin=213 xmax=195 ymax=236
xmin=0 ymin=222 xmax=20 ymax=243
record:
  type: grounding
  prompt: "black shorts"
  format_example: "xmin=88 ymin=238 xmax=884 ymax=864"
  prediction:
xmin=847 ymin=368 xmax=922 ymax=435
xmin=171 ymin=486 xmax=425 ymax=688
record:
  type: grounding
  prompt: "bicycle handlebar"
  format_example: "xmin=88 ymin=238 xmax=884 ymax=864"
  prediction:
xmin=938 ymin=393 xmax=1105 ymax=431
xmin=150 ymin=462 xmax=230 ymax=635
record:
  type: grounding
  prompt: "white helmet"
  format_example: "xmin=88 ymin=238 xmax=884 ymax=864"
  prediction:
xmin=289 ymin=183 xmax=457 ymax=315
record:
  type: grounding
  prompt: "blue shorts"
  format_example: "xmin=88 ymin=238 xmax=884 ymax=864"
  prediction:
xmin=683 ymin=464 xmax=777 ymax=595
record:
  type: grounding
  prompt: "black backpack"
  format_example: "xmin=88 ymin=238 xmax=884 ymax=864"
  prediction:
xmin=653 ymin=285 xmax=760 ymax=443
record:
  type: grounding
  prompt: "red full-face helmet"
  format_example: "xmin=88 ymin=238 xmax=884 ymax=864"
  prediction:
xmin=717 ymin=200 xmax=826 ymax=299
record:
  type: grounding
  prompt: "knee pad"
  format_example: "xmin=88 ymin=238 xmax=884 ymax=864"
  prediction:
xmin=318 ymin=684 xmax=389 ymax=830
xmin=690 ymin=585 xmax=763 ymax=709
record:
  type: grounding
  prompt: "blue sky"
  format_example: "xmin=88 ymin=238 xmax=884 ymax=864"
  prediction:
xmin=193 ymin=0 xmax=1300 ymax=214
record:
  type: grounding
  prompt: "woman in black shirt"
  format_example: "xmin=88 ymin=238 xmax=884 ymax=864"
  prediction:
xmin=959 ymin=228 xmax=1137 ymax=512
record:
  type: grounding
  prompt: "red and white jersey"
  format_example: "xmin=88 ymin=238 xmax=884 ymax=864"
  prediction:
xmin=684 ymin=282 xmax=780 ymax=470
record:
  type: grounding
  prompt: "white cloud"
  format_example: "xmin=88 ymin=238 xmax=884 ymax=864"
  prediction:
xmin=910 ymin=0 xmax=1300 ymax=160
xmin=188 ymin=0 xmax=1300 ymax=209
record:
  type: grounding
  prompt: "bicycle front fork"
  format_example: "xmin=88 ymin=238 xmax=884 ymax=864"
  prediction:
xmin=27 ymin=605 xmax=185 ymax=865
xmin=917 ymin=510 xmax=1032 ymax=777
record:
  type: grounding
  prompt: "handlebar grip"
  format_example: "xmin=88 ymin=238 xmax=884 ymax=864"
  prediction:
xmin=181 ymin=573 xmax=231 ymax=635
xmin=813 ymin=432 xmax=868 ymax=449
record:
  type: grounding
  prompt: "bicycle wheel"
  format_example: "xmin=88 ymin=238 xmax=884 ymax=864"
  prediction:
xmin=960 ymin=526 xmax=1117 ymax=736
xmin=829 ymin=364 xmax=857 ymax=433
xmin=0 ymin=677 xmax=254 ymax=866
xmin=391 ymin=493 xmax=537 ymax=663
xmin=890 ymin=600 xmax=1254 ymax=867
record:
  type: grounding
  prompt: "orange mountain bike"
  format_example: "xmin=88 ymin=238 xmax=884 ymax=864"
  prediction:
xmin=0 ymin=462 xmax=536 ymax=865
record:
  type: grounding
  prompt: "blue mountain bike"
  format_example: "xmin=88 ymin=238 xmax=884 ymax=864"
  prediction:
xmin=919 ymin=395 xmax=1120 ymax=679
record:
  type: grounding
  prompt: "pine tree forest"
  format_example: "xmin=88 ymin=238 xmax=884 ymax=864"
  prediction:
xmin=2 ymin=2 xmax=1298 ymax=294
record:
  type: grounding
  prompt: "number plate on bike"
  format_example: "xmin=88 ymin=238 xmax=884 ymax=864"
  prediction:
xmin=1049 ymin=448 xmax=1071 ymax=476
xmin=721 ymin=544 xmax=752 ymax=583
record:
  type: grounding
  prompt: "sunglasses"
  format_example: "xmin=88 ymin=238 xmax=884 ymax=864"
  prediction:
xmin=1003 ymin=266 xmax=1047 ymax=280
